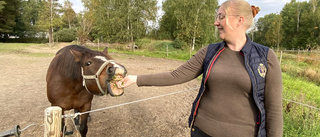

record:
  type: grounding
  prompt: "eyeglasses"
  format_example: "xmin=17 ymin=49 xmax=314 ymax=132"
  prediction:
xmin=215 ymin=14 xmax=226 ymax=21
xmin=215 ymin=14 xmax=239 ymax=22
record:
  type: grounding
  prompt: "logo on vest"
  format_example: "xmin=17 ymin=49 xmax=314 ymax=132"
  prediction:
xmin=258 ymin=63 xmax=267 ymax=78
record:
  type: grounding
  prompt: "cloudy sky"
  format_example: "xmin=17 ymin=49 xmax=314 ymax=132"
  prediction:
xmin=62 ymin=0 xmax=309 ymax=20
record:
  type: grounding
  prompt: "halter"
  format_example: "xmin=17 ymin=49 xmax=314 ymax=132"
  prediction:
xmin=81 ymin=60 xmax=115 ymax=95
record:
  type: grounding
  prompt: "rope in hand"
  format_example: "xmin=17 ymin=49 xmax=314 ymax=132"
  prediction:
xmin=63 ymin=87 xmax=200 ymax=118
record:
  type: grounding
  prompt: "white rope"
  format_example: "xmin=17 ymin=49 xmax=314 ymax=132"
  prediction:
xmin=19 ymin=123 xmax=43 ymax=132
xmin=61 ymin=87 xmax=320 ymax=118
xmin=69 ymin=114 xmax=80 ymax=136
xmin=63 ymin=87 xmax=199 ymax=118
xmin=283 ymin=99 xmax=320 ymax=111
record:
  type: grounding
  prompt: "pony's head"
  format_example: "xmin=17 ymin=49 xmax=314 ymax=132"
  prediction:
xmin=66 ymin=45 xmax=126 ymax=96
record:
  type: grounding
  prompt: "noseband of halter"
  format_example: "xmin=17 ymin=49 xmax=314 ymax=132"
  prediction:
xmin=81 ymin=60 xmax=115 ymax=95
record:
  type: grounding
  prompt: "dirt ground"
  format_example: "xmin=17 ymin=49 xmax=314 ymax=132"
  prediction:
xmin=0 ymin=43 xmax=201 ymax=137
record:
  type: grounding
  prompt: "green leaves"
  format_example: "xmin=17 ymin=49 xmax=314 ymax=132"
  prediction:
xmin=0 ymin=1 xmax=6 ymax=13
xmin=84 ymin=0 xmax=157 ymax=43
xmin=37 ymin=0 xmax=63 ymax=43
xmin=62 ymin=0 xmax=77 ymax=29
xmin=254 ymin=0 xmax=320 ymax=50
xmin=0 ymin=0 xmax=19 ymax=34
xmin=159 ymin=0 xmax=218 ymax=49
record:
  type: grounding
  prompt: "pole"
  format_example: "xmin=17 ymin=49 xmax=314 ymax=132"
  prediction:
xmin=280 ymin=51 xmax=283 ymax=65
xmin=44 ymin=106 xmax=62 ymax=137
xmin=166 ymin=45 xmax=168 ymax=57
xmin=98 ymin=38 xmax=100 ymax=51
xmin=297 ymin=49 xmax=300 ymax=61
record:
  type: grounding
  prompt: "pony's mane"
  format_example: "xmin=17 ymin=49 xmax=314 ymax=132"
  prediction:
xmin=50 ymin=45 xmax=109 ymax=80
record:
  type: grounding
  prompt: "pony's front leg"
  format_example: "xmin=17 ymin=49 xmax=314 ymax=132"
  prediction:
xmin=79 ymin=103 xmax=91 ymax=137
xmin=74 ymin=109 xmax=80 ymax=126
xmin=79 ymin=113 xmax=89 ymax=137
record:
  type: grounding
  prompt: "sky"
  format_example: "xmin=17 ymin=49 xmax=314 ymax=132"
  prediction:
xmin=61 ymin=0 xmax=309 ymax=20
xmin=231 ymin=0 xmax=310 ymax=19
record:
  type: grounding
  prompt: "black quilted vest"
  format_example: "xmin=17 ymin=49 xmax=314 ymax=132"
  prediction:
xmin=188 ymin=36 xmax=269 ymax=137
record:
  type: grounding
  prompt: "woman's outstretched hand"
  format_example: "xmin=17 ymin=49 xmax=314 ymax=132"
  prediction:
xmin=116 ymin=75 xmax=137 ymax=88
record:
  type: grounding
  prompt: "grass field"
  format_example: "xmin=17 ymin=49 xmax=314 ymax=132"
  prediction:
xmin=0 ymin=43 xmax=54 ymax=57
xmin=1 ymin=42 xmax=320 ymax=136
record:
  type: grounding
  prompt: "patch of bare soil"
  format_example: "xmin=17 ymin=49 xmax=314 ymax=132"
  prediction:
xmin=0 ymin=44 xmax=200 ymax=137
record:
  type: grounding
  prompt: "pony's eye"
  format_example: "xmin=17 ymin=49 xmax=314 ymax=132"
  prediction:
xmin=85 ymin=61 xmax=92 ymax=66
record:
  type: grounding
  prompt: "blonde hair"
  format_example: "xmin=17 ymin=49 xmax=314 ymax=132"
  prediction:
xmin=220 ymin=0 xmax=260 ymax=30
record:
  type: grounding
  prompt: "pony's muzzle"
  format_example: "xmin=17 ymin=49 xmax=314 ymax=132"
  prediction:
xmin=106 ymin=66 xmax=127 ymax=96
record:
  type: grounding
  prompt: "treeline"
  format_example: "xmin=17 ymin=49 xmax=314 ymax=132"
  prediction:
xmin=0 ymin=0 xmax=220 ymax=50
xmin=251 ymin=0 xmax=320 ymax=50
xmin=0 ymin=0 xmax=319 ymax=50
xmin=0 ymin=0 xmax=79 ymax=43
xmin=83 ymin=0 xmax=220 ymax=50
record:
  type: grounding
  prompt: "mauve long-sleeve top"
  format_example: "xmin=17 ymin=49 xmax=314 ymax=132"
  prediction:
xmin=137 ymin=45 xmax=283 ymax=137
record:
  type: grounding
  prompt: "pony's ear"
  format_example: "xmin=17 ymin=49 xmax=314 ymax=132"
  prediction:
xmin=70 ymin=49 xmax=83 ymax=62
xmin=102 ymin=47 xmax=108 ymax=55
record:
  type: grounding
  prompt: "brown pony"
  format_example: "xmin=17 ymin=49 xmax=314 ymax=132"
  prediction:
xmin=46 ymin=45 xmax=127 ymax=137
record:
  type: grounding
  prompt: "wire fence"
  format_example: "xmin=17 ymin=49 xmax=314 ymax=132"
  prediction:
xmin=277 ymin=50 xmax=320 ymax=63
xmin=2 ymin=49 xmax=320 ymax=135
xmin=2 ymin=86 xmax=320 ymax=136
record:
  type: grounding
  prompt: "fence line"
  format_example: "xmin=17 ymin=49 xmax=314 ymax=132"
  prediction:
xmin=2 ymin=86 xmax=320 ymax=136
xmin=284 ymin=99 xmax=320 ymax=111
xmin=281 ymin=56 xmax=319 ymax=62
xmin=278 ymin=51 xmax=320 ymax=63
xmin=278 ymin=49 xmax=320 ymax=53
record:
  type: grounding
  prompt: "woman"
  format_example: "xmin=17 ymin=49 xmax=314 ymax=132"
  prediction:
xmin=116 ymin=0 xmax=283 ymax=136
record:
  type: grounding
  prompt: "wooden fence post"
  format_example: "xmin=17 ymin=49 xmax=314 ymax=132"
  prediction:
xmin=98 ymin=38 xmax=100 ymax=51
xmin=280 ymin=51 xmax=283 ymax=65
xmin=44 ymin=106 xmax=62 ymax=137
xmin=297 ymin=49 xmax=300 ymax=60
xmin=166 ymin=45 xmax=168 ymax=57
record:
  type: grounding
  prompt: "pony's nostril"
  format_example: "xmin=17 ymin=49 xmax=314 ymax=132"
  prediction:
xmin=107 ymin=66 xmax=115 ymax=74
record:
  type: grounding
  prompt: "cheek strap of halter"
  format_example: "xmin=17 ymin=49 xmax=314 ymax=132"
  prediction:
xmin=81 ymin=60 xmax=115 ymax=95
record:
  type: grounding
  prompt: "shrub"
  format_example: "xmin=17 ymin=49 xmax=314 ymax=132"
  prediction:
xmin=135 ymin=38 xmax=152 ymax=49
xmin=54 ymin=28 xmax=77 ymax=42
xmin=173 ymin=38 xmax=186 ymax=49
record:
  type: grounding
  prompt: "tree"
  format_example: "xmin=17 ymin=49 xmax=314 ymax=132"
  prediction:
xmin=265 ymin=14 xmax=283 ymax=49
xmin=77 ymin=11 xmax=93 ymax=44
xmin=14 ymin=0 xmax=42 ymax=38
xmin=0 ymin=0 xmax=20 ymax=41
xmin=83 ymin=0 xmax=157 ymax=43
xmin=253 ymin=0 xmax=320 ymax=50
xmin=280 ymin=1 xmax=316 ymax=49
xmin=300 ymin=0 xmax=320 ymax=49
xmin=158 ymin=0 xmax=178 ymax=40
xmin=279 ymin=1 xmax=298 ymax=49
xmin=159 ymin=0 xmax=218 ymax=49
xmin=62 ymin=0 xmax=76 ymax=29
xmin=37 ymin=0 xmax=62 ymax=44
xmin=0 ymin=1 xmax=6 ymax=13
